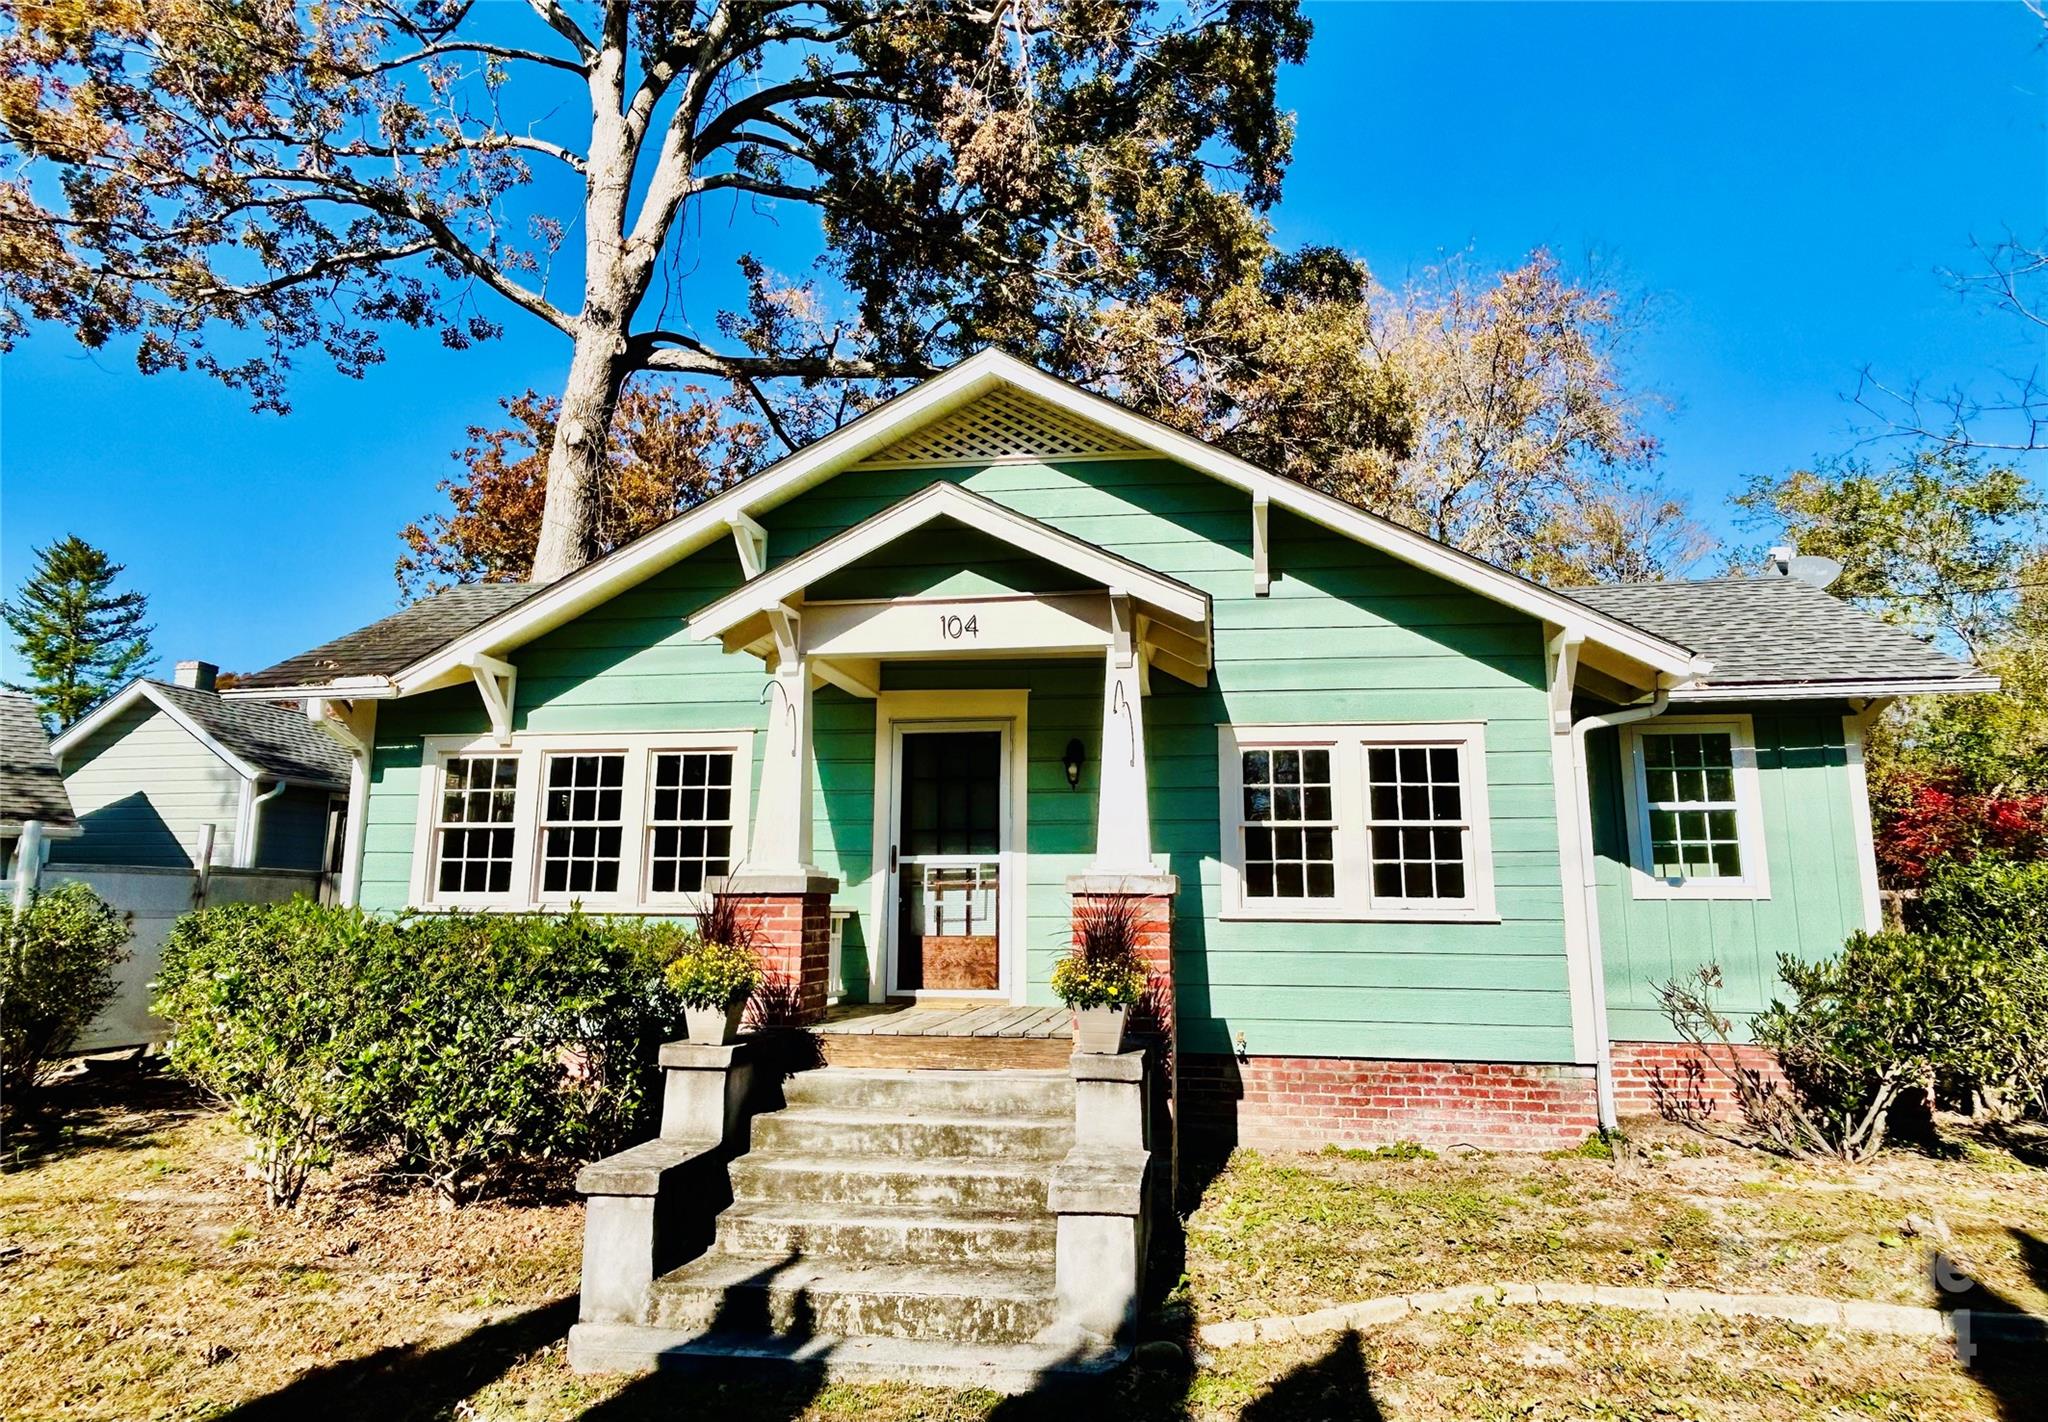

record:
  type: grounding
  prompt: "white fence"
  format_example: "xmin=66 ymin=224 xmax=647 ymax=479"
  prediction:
xmin=5 ymin=861 xmax=331 ymax=1052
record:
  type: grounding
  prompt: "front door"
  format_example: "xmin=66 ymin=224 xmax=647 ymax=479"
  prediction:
xmin=891 ymin=728 xmax=1005 ymax=995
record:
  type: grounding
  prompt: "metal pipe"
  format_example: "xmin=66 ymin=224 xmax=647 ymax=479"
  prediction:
xmin=243 ymin=778 xmax=290 ymax=868
xmin=1570 ymin=688 xmax=1670 ymax=1131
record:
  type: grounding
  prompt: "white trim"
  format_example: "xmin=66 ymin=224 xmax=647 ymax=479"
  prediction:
xmin=406 ymin=728 xmax=755 ymax=913
xmin=1666 ymin=676 xmax=1998 ymax=701
xmin=1216 ymin=721 xmax=1498 ymax=924
xmin=1843 ymin=704 xmax=1888 ymax=933
xmin=1545 ymin=631 xmax=1598 ymax=1066
xmin=368 ymin=351 xmax=1704 ymax=697
xmin=1621 ymin=714 xmax=1772 ymax=900
xmin=870 ymin=690 xmax=1030 ymax=1005
xmin=687 ymin=480 xmax=1211 ymax=641
xmin=52 ymin=680 xmax=263 ymax=782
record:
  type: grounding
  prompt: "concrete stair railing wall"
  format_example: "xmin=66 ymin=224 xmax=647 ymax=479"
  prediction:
xmin=568 ymin=1037 xmax=1155 ymax=1389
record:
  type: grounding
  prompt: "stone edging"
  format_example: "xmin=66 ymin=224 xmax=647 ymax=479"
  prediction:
xmin=1196 ymin=1282 xmax=2048 ymax=1349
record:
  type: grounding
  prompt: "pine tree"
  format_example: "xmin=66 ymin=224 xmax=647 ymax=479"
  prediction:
xmin=2 ymin=536 xmax=156 ymax=729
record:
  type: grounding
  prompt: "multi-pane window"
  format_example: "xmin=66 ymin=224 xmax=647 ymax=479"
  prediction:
xmin=1239 ymin=746 xmax=1337 ymax=900
xmin=436 ymin=755 xmax=519 ymax=894
xmin=1222 ymin=724 xmax=1496 ymax=920
xmin=1639 ymin=731 xmax=1743 ymax=881
xmin=648 ymin=750 xmax=735 ymax=894
xmin=1366 ymin=745 xmax=1470 ymax=903
xmin=540 ymin=753 xmax=626 ymax=895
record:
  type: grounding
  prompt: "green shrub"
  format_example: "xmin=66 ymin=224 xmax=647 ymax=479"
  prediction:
xmin=156 ymin=900 xmax=384 ymax=1206
xmin=155 ymin=903 xmax=689 ymax=1206
xmin=0 ymin=882 xmax=130 ymax=1112
xmin=663 ymin=936 xmax=762 ymax=1010
xmin=1910 ymin=855 xmax=2048 ymax=1115
xmin=1917 ymin=854 xmax=2048 ymax=943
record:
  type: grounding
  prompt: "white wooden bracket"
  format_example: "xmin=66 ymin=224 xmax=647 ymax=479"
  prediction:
xmin=728 ymin=512 xmax=768 ymax=580
xmin=305 ymin=697 xmax=370 ymax=756
xmin=467 ymin=654 xmax=518 ymax=746
xmin=765 ymin=603 xmax=802 ymax=669
xmin=1251 ymin=493 xmax=1271 ymax=597
xmin=1107 ymin=589 xmax=1135 ymax=670
xmin=1547 ymin=629 xmax=1583 ymax=732
xmin=812 ymin=657 xmax=881 ymax=700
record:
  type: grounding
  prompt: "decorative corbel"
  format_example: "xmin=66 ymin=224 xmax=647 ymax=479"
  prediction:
xmin=728 ymin=511 xmax=768 ymax=580
xmin=1107 ymin=589 xmax=1134 ymax=671
xmin=1547 ymin=629 xmax=1583 ymax=733
xmin=1251 ymin=492 xmax=1271 ymax=596
xmin=467 ymin=654 xmax=518 ymax=746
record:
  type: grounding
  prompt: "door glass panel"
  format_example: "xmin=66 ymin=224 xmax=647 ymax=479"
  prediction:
xmin=896 ymin=730 xmax=1002 ymax=991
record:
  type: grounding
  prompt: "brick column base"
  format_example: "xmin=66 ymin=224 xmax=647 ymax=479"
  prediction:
xmin=720 ymin=872 xmax=838 ymax=1026
xmin=1068 ymin=871 xmax=1178 ymax=1202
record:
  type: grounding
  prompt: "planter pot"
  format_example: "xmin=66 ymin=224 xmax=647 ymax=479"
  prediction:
xmin=1072 ymin=1004 xmax=1130 ymax=1055
xmin=684 ymin=998 xmax=748 ymax=1046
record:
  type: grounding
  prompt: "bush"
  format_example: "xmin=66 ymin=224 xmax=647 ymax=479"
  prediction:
xmin=1876 ymin=774 xmax=2048 ymax=888
xmin=156 ymin=901 xmax=385 ymax=1206
xmin=0 ymin=882 xmax=130 ymax=1113
xmin=1914 ymin=855 xmax=2048 ymax=1115
xmin=155 ymin=903 xmax=690 ymax=1206
xmin=664 ymin=937 xmax=762 ymax=1010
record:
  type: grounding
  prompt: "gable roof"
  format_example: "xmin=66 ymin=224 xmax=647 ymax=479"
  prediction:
xmin=230 ymin=351 xmax=1709 ymax=700
xmin=236 ymin=583 xmax=539 ymax=694
xmin=52 ymin=679 xmax=353 ymax=787
xmin=0 ymin=692 xmax=78 ymax=834
xmin=1565 ymin=577 xmax=1996 ymax=699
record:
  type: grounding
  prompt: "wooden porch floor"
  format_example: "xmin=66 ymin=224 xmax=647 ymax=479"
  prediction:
xmin=815 ymin=1000 xmax=1073 ymax=1040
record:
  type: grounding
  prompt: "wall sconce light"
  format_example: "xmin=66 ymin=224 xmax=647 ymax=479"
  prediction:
xmin=1063 ymin=737 xmax=1087 ymax=790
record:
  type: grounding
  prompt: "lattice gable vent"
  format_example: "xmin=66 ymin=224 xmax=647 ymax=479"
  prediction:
xmin=857 ymin=386 xmax=1149 ymax=466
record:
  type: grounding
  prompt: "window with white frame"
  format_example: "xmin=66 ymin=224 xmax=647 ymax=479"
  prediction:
xmin=1624 ymin=718 xmax=1768 ymax=897
xmin=647 ymin=750 xmax=736 ymax=895
xmin=415 ymin=733 xmax=751 ymax=910
xmin=435 ymin=754 xmax=520 ymax=895
xmin=1220 ymin=724 xmax=1495 ymax=920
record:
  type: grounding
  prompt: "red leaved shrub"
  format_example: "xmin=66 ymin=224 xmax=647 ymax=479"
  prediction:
xmin=1877 ymin=774 xmax=2048 ymax=887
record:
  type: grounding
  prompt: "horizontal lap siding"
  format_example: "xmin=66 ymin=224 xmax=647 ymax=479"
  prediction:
xmin=52 ymin=704 xmax=244 ymax=868
xmin=1590 ymin=707 xmax=1866 ymax=1042
xmin=358 ymin=455 xmax=1573 ymax=1063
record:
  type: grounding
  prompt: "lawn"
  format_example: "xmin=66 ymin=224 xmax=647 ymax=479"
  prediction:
xmin=2 ymin=1068 xmax=2041 ymax=1421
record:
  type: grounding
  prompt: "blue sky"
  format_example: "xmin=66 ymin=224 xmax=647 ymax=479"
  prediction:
xmin=2 ymin=1 xmax=2043 ymax=679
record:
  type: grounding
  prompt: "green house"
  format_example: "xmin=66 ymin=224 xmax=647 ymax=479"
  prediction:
xmin=235 ymin=352 xmax=1991 ymax=1149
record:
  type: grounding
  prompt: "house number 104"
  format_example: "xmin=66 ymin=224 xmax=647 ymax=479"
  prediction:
xmin=938 ymin=613 xmax=980 ymax=640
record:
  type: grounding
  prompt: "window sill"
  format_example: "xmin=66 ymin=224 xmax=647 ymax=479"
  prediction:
xmin=1218 ymin=905 xmax=1502 ymax=925
xmin=1628 ymin=881 xmax=1773 ymax=902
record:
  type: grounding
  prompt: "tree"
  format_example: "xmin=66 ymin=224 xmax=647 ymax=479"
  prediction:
xmin=2 ymin=535 xmax=155 ymax=729
xmin=397 ymin=382 xmax=769 ymax=595
xmin=0 ymin=0 xmax=1311 ymax=582
xmin=1084 ymin=246 xmax=1711 ymax=584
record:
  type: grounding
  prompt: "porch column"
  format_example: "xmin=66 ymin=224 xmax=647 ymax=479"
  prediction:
xmin=1091 ymin=606 xmax=1152 ymax=874
xmin=725 ymin=608 xmax=837 ymax=1024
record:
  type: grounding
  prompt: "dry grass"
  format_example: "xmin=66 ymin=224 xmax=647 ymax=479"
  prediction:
xmin=1 ymin=1071 xmax=2040 ymax=1421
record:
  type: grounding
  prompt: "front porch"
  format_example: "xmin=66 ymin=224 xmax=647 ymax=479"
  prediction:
xmin=813 ymin=1000 xmax=1075 ymax=1069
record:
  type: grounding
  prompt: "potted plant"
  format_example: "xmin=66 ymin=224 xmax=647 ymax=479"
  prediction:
xmin=1051 ymin=895 xmax=1150 ymax=1055
xmin=664 ymin=895 xmax=763 ymax=1045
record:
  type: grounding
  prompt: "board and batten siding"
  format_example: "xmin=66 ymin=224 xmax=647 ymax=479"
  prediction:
xmin=359 ymin=455 xmax=1574 ymax=1062
xmin=1588 ymin=707 xmax=1870 ymax=1042
xmin=51 ymin=703 xmax=245 ymax=868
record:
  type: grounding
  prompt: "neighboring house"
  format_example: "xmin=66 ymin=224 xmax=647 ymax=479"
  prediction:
xmin=50 ymin=662 xmax=352 ymax=873
xmin=0 ymin=690 xmax=80 ymax=882
xmin=231 ymin=351 xmax=1992 ymax=1150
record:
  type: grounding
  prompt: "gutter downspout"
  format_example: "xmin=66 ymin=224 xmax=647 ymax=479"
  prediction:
xmin=240 ymin=778 xmax=290 ymax=869
xmin=1570 ymin=687 xmax=1670 ymax=1132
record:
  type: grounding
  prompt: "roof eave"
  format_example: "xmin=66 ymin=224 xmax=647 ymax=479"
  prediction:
xmin=1667 ymin=674 xmax=2002 ymax=702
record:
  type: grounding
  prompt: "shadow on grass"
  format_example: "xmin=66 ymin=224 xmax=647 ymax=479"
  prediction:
xmin=0 ymin=1058 xmax=206 ymax=1172
xmin=1931 ymin=1229 xmax=2048 ymax=1422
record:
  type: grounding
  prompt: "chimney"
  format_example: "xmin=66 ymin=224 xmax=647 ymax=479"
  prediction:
xmin=1763 ymin=545 xmax=1795 ymax=577
xmin=174 ymin=660 xmax=218 ymax=693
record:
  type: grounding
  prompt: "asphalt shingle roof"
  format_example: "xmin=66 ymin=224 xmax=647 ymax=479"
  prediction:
xmin=146 ymin=682 xmax=354 ymax=786
xmin=0 ymin=691 xmax=77 ymax=830
xmin=1564 ymin=576 xmax=1985 ymax=689
xmin=238 ymin=584 xmax=538 ymax=692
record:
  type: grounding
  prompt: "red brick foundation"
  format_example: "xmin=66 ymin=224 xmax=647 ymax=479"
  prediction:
xmin=1182 ymin=1054 xmax=1600 ymax=1153
xmin=1610 ymin=1040 xmax=1785 ymax=1122
xmin=728 ymin=890 xmax=833 ymax=1025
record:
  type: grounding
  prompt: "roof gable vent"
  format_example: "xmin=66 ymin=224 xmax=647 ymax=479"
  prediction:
xmin=857 ymin=387 xmax=1146 ymax=467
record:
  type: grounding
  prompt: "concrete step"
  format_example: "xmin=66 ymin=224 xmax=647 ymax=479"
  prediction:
xmin=781 ymin=1067 xmax=1073 ymax=1118
xmin=567 ymin=1321 xmax=1122 ymax=1392
xmin=729 ymin=1152 xmax=1052 ymax=1213
xmin=715 ymin=1198 xmax=1057 ymax=1268
xmin=647 ymin=1252 xmax=1059 ymax=1346
xmin=749 ymin=1105 xmax=1073 ymax=1160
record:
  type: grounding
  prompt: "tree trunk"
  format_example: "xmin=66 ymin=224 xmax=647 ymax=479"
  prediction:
xmin=530 ymin=328 xmax=629 ymax=583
